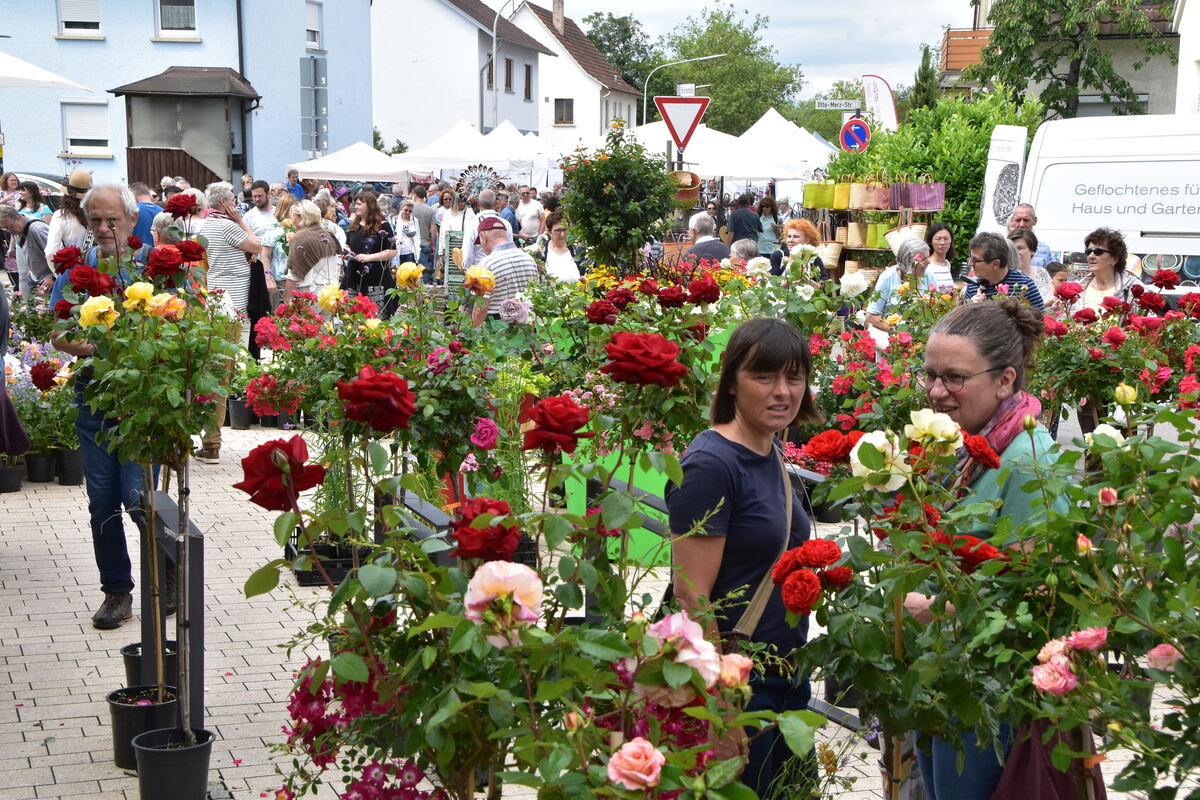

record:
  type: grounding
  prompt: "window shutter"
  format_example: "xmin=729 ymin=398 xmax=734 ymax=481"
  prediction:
xmin=306 ymin=1 xmax=320 ymax=30
xmin=59 ymin=0 xmax=101 ymax=23
xmin=63 ymin=103 xmax=108 ymax=140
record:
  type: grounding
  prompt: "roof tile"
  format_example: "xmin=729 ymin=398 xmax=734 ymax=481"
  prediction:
xmin=524 ymin=3 xmax=639 ymax=95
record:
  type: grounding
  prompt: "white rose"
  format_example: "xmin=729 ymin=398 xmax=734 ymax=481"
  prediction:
xmin=850 ymin=430 xmax=912 ymax=492
xmin=905 ymin=409 xmax=963 ymax=453
xmin=795 ymin=283 xmax=815 ymax=301
xmin=745 ymin=256 xmax=772 ymax=277
xmin=840 ymin=270 xmax=870 ymax=298
xmin=1084 ymin=423 xmax=1125 ymax=447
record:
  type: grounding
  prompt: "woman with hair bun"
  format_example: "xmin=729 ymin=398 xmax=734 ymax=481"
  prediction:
xmin=904 ymin=298 xmax=1063 ymax=799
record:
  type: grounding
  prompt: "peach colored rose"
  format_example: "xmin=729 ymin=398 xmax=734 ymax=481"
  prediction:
xmin=1065 ymin=627 xmax=1107 ymax=651
xmin=1031 ymin=662 xmax=1078 ymax=696
xmin=1146 ymin=643 xmax=1183 ymax=672
xmin=632 ymin=682 xmax=699 ymax=708
xmin=647 ymin=611 xmax=721 ymax=687
xmin=1037 ymin=638 xmax=1070 ymax=664
xmin=1097 ymin=487 xmax=1119 ymax=507
xmin=607 ymin=737 xmax=665 ymax=790
xmin=719 ymin=653 xmax=753 ymax=688
xmin=146 ymin=292 xmax=186 ymax=320
xmin=463 ymin=560 xmax=543 ymax=648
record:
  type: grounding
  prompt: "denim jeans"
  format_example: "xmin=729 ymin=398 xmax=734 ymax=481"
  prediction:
xmin=916 ymin=724 xmax=1013 ymax=800
xmin=418 ymin=244 xmax=434 ymax=283
xmin=76 ymin=386 xmax=146 ymax=595
xmin=742 ymin=673 xmax=814 ymax=798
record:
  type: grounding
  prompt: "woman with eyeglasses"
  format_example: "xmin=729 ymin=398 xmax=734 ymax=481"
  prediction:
xmin=1068 ymin=227 xmax=1142 ymax=313
xmin=905 ymin=298 xmax=1062 ymax=800
xmin=539 ymin=211 xmax=581 ymax=282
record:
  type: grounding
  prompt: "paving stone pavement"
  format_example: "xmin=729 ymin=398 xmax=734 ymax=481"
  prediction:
xmin=0 ymin=421 xmax=1177 ymax=799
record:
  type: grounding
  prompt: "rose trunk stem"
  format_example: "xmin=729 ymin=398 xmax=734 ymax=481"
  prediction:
xmin=891 ymin=592 xmax=904 ymax=796
xmin=176 ymin=461 xmax=195 ymax=746
xmin=142 ymin=466 xmax=166 ymax=705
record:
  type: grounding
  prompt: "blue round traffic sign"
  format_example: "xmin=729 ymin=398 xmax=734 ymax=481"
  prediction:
xmin=839 ymin=118 xmax=871 ymax=153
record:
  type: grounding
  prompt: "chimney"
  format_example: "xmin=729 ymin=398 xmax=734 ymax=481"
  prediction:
xmin=552 ymin=0 xmax=565 ymax=34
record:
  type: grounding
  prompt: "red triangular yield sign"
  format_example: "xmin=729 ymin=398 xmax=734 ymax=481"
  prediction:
xmin=654 ymin=96 xmax=711 ymax=152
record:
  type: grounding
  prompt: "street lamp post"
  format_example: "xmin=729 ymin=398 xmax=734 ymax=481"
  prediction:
xmin=641 ymin=54 xmax=726 ymax=126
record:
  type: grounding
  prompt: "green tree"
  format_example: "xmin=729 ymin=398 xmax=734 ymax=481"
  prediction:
xmin=964 ymin=0 xmax=1177 ymax=118
xmin=582 ymin=12 xmax=669 ymax=123
xmin=663 ymin=8 xmax=804 ymax=135
xmin=785 ymin=80 xmax=862 ymax=141
xmin=910 ymin=44 xmax=940 ymax=115
xmin=372 ymin=126 xmax=408 ymax=155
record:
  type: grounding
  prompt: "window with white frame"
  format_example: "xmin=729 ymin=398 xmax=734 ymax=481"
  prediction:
xmin=62 ymin=102 xmax=110 ymax=155
xmin=57 ymin=0 xmax=102 ymax=34
xmin=305 ymin=1 xmax=322 ymax=50
xmin=156 ymin=0 xmax=196 ymax=36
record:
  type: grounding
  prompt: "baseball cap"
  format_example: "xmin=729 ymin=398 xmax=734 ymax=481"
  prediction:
xmin=475 ymin=216 xmax=507 ymax=243
xmin=67 ymin=170 xmax=93 ymax=197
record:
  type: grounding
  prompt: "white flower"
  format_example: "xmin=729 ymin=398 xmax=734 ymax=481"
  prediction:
xmin=795 ymin=283 xmax=815 ymax=302
xmin=904 ymin=409 xmax=963 ymax=454
xmin=719 ymin=258 xmax=732 ymax=269
xmin=840 ymin=270 xmax=870 ymax=298
xmin=789 ymin=243 xmax=819 ymax=262
xmin=850 ymin=430 xmax=912 ymax=492
xmin=745 ymin=256 xmax=772 ymax=277
xmin=1084 ymin=423 xmax=1125 ymax=447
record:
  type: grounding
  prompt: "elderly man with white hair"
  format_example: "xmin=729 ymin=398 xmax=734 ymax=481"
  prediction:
xmin=683 ymin=213 xmax=730 ymax=262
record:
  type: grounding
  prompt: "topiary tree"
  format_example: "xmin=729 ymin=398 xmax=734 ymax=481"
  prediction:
xmin=560 ymin=122 xmax=677 ymax=275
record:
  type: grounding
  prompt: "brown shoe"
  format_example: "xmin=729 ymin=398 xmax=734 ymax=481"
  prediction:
xmin=193 ymin=447 xmax=219 ymax=464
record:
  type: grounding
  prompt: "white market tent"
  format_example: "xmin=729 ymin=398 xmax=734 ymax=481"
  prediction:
xmin=288 ymin=141 xmax=410 ymax=182
xmin=391 ymin=119 xmax=561 ymax=187
xmin=565 ymin=120 xmax=741 ymax=178
xmin=0 ymin=49 xmax=91 ymax=89
xmin=391 ymin=119 xmax=490 ymax=171
xmin=730 ymin=107 xmax=835 ymax=178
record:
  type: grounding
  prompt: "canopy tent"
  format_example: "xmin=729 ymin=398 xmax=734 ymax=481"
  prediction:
xmin=288 ymin=141 xmax=410 ymax=182
xmin=0 ymin=50 xmax=91 ymax=89
xmin=391 ymin=119 xmax=562 ymax=187
xmin=565 ymin=120 xmax=742 ymax=178
xmin=731 ymin=107 xmax=836 ymax=176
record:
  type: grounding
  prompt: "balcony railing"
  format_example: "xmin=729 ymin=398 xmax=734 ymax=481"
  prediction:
xmin=941 ymin=28 xmax=992 ymax=72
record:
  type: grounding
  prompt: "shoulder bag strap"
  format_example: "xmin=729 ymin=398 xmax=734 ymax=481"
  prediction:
xmin=731 ymin=446 xmax=793 ymax=639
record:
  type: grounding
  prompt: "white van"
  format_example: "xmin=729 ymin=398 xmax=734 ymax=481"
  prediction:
xmin=980 ymin=114 xmax=1200 ymax=282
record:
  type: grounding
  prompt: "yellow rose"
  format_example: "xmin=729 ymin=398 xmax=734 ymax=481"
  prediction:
xmin=885 ymin=313 xmax=903 ymax=327
xmin=1114 ymin=382 xmax=1137 ymax=405
xmin=464 ymin=265 xmax=496 ymax=296
xmin=146 ymin=293 xmax=186 ymax=320
xmin=123 ymin=282 xmax=155 ymax=311
xmin=904 ymin=409 xmax=964 ymax=454
xmin=79 ymin=296 xmax=119 ymax=328
xmin=394 ymin=262 xmax=422 ymax=289
xmin=317 ymin=284 xmax=345 ymax=312
xmin=363 ymin=318 xmax=382 ymax=330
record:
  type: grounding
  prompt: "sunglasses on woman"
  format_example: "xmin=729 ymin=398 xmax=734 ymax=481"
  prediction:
xmin=1084 ymin=247 xmax=1110 ymax=257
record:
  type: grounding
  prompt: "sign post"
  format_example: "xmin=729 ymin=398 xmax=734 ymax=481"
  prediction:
xmin=815 ymin=99 xmax=859 ymax=111
xmin=654 ymin=96 xmax=710 ymax=160
xmin=838 ymin=117 xmax=872 ymax=153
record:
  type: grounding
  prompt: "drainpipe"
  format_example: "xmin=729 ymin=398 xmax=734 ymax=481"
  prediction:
xmin=235 ymin=0 xmax=247 ymax=178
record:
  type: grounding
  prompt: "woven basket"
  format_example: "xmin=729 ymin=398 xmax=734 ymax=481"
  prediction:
xmin=843 ymin=259 xmax=863 ymax=273
xmin=816 ymin=241 xmax=843 ymax=266
xmin=848 ymin=182 xmax=867 ymax=210
xmin=845 ymin=222 xmax=867 ymax=248
xmin=860 ymin=268 xmax=881 ymax=288
xmin=884 ymin=225 xmax=924 ymax=255
xmin=835 ymin=226 xmax=848 ymax=244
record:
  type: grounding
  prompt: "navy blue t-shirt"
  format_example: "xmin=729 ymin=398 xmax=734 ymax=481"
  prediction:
xmin=965 ymin=267 xmax=1044 ymax=310
xmin=665 ymin=429 xmax=811 ymax=656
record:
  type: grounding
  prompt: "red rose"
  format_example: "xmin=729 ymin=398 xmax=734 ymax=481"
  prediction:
xmin=1043 ymin=316 xmax=1068 ymax=337
xmin=781 ymin=569 xmax=821 ymax=615
xmin=53 ymin=299 xmax=74 ymax=319
xmin=656 ymin=285 xmax=687 ymax=308
xmin=846 ymin=430 xmax=865 ymax=448
xmin=1129 ymin=315 xmax=1164 ymax=334
xmin=1100 ymin=295 xmax=1130 ymax=315
xmin=1137 ymin=291 xmax=1166 ymax=313
xmin=68 ymin=265 xmax=115 ymax=295
xmin=687 ymin=320 xmax=709 ymax=342
xmin=600 ymin=331 xmax=688 ymax=388
xmin=177 ymin=239 xmax=205 ymax=263
xmin=1088 ymin=347 xmax=1104 ymax=360
xmin=232 ymin=435 xmax=327 ymax=511
xmin=1054 ymin=281 xmax=1083 ymax=302
xmin=585 ymin=299 xmax=619 ymax=325
xmin=796 ymin=538 xmax=841 ymax=568
xmin=1072 ymin=308 xmax=1097 ymax=324
xmin=1130 ymin=283 xmax=1145 ymax=297
xmin=1177 ymin=293 xmax=1200 ymax=318
xmin=818 ymin=566 xmax=854 ymax=591
xmin=146 ymin=245 xmax=185 ymax=279
xmin=127 ymin=235 xmax=143 ymax=250
xmin=687 ymin=275 xmax=720 ymax=304
xmin=522 ymin=394 xmax=594 ymax=454
xmin=638 ymin=278 xmax=659 ymax=295
xmin=450 ymin=497 xmax=520 ymax=561
xmin=771 ymin=549 xmax=804 ymax=586
xmin=963 ymin=434 xmax=1001 ymax=470
xmin=30 ymin=361 xmax=58 ymax=391
xmin=803 ymin=429 xmax=854 ymax=463
xmin=52 ymin=246 xmax=82 ymax=274
xmin=1102 ymin=326 xmax=1127 ymax=347
xmin=951 ymin=534 xmax=1004 ymax=573
xmin=165 ymin=193 xmax=197 ymax=219
xmin=1151 ymin=269 xmax=1181 ymax=289
xmin=337 ymin=366 xmax=416 ymax=432
xmin=605 ymin=287 xmax=636 ymax=310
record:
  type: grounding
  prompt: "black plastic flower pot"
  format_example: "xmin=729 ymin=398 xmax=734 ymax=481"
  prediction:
xmin=132 ymin=728 xmax=215 ymax=800
xmin=227 ymin=396 xmax=251 ymax=430
xmin=256 ymin=413 xmax=278 ymax=427
xmin=0 ymin=464 xmax=23 ymax=493
xmin=55 ymin=448 xmax=83 ymax=485
xmin=120 ymin=641 xmax=178 ymax=688
xmin=25 ymin=453 xmax=56 ymax=482
xmin=106 ymin=686 xmax=178 ymax=770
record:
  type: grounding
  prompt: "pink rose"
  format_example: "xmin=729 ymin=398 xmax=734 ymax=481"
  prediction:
xmin=1065 ymin=627 xmax=1107 ymax=651
xmin=1146 ymin=643 xmax=1183 ymax=672
xmin=719 ymin=653 xmax=754 ymax=688
xmin=1031 ymin=662 xmax=1079 ymax=696
xmin=464 ymin=561 xmax=543 ymax=648
xmin=1037 ymin=638 xmax=1070 ymax=664
xmin=647 ymin=611 xmax=721 ymax=687
xmin=607 ymin=737 xmax=665 ymax=790
xmin=1097 ymin=487 xmax=1118 ymax=507
xmin=470 ymin=417 xmax=499 ymax=449
xmin=632 ymin=682 xmax=700 ymax=707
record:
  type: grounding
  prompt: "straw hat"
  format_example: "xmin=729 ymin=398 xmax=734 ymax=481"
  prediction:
xmin=66 ymin=169 xmax=93 ymax=197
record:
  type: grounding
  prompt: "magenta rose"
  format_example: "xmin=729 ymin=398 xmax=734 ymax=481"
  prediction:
xmin=470 ymin=417 xmax=499 ymax=449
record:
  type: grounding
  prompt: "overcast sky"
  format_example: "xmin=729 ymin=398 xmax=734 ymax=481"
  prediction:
xmin=488 ymin=0 xmax=975 ymax=99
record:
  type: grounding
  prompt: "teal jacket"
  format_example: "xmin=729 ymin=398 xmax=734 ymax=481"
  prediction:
xmin=963 ymin=424 xmax=1063 ymax=533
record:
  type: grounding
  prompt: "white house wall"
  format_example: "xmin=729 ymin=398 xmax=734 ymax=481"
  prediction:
xmin=371 ymin=0 xmax=480 ymax=151
xmin=1178 ymin=0 xmax=1200 ymax=113
xmin=476 ymin=31 xmax=540 ymax=134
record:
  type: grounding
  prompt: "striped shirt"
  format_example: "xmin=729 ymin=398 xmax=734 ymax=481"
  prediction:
xmin=964 ymin=267 xmax=1044 ymax=310
xmin=199 ymin=218 xmax=251 ymax=313
xmin=479 ymin=243 xmax=539 ymax=310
